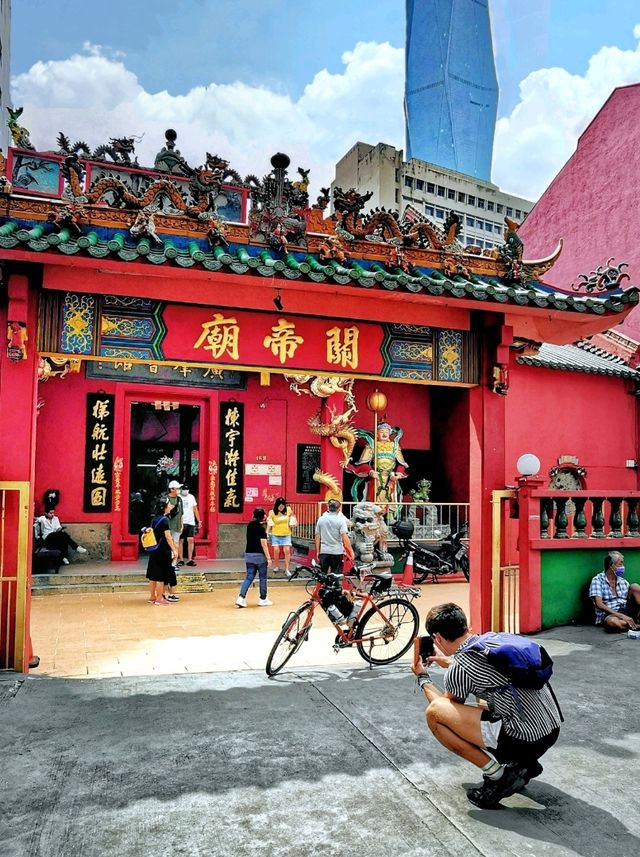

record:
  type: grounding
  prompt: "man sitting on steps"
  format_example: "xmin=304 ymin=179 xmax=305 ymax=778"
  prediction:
xmin=35 ymin=509 xmax=88 ymax=565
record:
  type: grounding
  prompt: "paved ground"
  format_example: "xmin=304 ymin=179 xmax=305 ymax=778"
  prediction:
xmin=30 ymin=580 xmax=468 ymax=677
xmin=5 ymin=616 xmax=640 ymax=856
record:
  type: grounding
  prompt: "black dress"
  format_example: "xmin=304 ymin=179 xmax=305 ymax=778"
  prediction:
xmin=146 ymin=515 xmax=173 ymax=583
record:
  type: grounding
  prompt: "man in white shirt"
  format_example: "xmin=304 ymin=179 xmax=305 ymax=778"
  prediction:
xmin=34 ymin=509 xmax=88 ymax=565
xmin=314 ymin=500 xmax=355 ymax=575
xmin=178 ymin=486 xmax=201 ymax=567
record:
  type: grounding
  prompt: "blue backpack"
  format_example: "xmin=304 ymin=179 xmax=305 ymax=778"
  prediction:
xmin=462 ymin=632 xmax=554 ymax=689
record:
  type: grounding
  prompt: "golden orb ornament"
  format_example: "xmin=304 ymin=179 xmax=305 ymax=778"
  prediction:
xmin=366 ymin=390 xmax=387 ymax=415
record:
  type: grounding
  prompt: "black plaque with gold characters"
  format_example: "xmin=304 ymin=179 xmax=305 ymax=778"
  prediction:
xmin=83 ymin=393 xmax=115 ymax=512
xmin=296 ymin=444 xmax=321 ymax=494
xmin=219 ymin=402 xmax=244 ymax=513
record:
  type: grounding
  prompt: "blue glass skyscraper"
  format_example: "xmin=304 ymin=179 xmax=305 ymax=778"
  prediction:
xmin=404 ymin=0 xmax=498 ymax=180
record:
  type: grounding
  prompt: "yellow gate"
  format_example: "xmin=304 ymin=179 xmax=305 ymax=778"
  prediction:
xmin=0 ymin=482 xmax=31 ymax=672
xmin=491 ymin=489 xmax=520 ymax=633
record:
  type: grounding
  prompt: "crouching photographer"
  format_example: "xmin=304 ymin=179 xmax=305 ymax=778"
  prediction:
xmin=412 ymin=603 xmax=562 ymax=809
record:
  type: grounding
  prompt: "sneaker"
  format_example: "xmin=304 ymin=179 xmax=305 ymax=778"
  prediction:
xmin=284 ymin=569 xmax=292 ymax=578
xmin=62 ymin=557 xmax=70 ymax=565
xmin=153 ymin=599 xmax=169 ymax=606
xmin=258 ymin=598 xmax=273 ymax=606
xmin=177 ymin=560 xmax=185 ymax=567
xmin=466 ymin=765 xmax=528 ymax=809
xmin=186 ymin=560 xmax=197 ymax=567
xmin=235 ymin=595 xmax=247 ymax=608
xmin=522 ymin=760 xmax=543 ymax=786
xmin=164 ymin=594 xmax=180 ymax=602
xmin=76 ymin=545 xmax=88 ymax=554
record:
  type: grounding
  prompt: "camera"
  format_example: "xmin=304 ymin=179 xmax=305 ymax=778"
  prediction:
xmin=418 ymin=635 xmax=435 ymax=661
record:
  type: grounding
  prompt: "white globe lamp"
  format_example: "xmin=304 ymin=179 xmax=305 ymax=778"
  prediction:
xmin=516 ymin=453 xmax=541 ymax=477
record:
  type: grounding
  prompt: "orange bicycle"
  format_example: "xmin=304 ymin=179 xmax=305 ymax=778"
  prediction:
xmin=265 ymin=558 xmax=421 ymax=676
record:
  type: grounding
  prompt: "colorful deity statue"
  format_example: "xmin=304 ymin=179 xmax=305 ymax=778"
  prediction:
xmin=347 ymin=422 xmax=408 ymax=511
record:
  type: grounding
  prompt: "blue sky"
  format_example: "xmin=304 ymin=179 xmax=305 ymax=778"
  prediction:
xmin=10 ymin=1 xmax=640 ymax=199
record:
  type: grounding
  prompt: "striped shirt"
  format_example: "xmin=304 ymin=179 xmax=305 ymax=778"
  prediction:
xmin=444 ymin=636 xmax=562 ymax=742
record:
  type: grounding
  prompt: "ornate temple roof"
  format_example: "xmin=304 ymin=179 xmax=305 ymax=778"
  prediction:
xmin=0 ymin=217 xmax=637 ymax=319
xmin=0 ymin=120 xmax=638 ymax=333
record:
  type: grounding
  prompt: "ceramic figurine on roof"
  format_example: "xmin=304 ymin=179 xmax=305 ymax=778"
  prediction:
xmin=571 ymin=259 xmax=630 ymax=293
xmin=153 ymin=129 xmax=193 ymax=176
xmin=312 ymin=187 xmax=331 ymax=211
xmin=130 ymin=210 xmax=162 ymax=245
xmin=498 ymin=216 xmax=563 ymax=285
xmin=249 ymin=152 xmax=308 ymax=250
xmin=7 ymin=107 xmax=35 ymax=151
xmin=319 ymin=234 xmax=349 ymax=265
xmin=47 ymin=204 xmax=83 ymax=238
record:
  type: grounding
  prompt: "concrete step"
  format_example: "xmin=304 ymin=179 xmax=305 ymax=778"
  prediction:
xmin=31 ymin=569 xmax=307 ymax=595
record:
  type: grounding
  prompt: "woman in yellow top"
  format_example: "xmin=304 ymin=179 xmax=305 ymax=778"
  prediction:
xmin=267 ymin=496 xmax=295 ymax=577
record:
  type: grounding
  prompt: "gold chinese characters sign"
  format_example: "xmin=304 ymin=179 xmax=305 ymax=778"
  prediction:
xmin=219 ymin=402 xmax=243 ymax=513
xmin=83 ymin=393 xmax=115 ymax=512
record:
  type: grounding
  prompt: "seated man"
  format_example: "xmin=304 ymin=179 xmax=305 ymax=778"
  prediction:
xmin=34 ymin=509 xmax=88 ymax=565
xmin=589 ymin=550 xmax=640 ymax=632
xmin=412 ymin=603 xmax=562 ymax=809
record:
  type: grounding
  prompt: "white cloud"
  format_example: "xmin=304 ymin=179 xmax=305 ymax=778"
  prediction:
xmin=493 ymin=26 xmax=640 ymax=199
xmin=11 ymin=41 xmax=404 ymax=198
xmin=14 ymin=29 xmax=640 ymax=207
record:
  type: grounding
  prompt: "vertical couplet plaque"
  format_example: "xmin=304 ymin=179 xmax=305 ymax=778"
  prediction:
xmin=219 ymin=402 xmax=244 ymax=513
xmin=83 ymin=393 xmax=115 ymax=512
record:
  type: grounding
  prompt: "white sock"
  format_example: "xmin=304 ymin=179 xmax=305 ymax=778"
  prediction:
xmin=482 ymin=759 xmax=504 ymax=780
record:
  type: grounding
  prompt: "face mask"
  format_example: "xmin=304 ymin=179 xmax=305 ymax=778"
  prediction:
xmin=181 ymin=490 xmax=188 ymax=497
xmin=615 ymin=566 xmax=625 ymax=577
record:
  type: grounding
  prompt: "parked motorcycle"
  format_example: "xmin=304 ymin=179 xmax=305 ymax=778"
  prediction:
xmin=391 ymin=519 xmax=469 ymax=584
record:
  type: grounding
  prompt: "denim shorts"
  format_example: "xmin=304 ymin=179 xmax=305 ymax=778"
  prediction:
xmin=270 ymin=535 xmax=292 ymax=546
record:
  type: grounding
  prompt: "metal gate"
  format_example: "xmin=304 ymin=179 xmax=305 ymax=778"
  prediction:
xmin=491 ymin=489 xmax=520 ymax=633
xmin=0 ymin=482 xmax=30 ymax=672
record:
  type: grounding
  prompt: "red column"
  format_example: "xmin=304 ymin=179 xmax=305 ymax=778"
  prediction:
xmin=517 ymin=476 xmax=544 ymax=632
xmin=468 ymin=321 xmax=510 ymax=633
xmin=0 ymin=271 xmax=40 ymax=670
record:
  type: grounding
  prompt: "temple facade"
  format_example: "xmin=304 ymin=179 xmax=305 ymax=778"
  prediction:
xmin=1 ymin=118 xmax=640 ymax=671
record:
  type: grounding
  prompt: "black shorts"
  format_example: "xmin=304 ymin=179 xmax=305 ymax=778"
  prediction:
xmin=319 ymin=553 xmax=343 ymax=575
xmin=181 ymin=524 xmax=196 ymax=539
xmin=481 ymin=710 xmax=559 ymax=765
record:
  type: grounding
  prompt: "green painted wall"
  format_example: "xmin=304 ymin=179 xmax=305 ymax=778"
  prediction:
xmin=541 ymin=548 xmax=640 ymax=629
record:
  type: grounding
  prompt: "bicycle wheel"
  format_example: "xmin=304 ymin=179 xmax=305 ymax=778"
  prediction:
xmin=355 ymin=597 xmax=420 ymax=665
xmin=265 ymin=603 xmax=313 ymax=676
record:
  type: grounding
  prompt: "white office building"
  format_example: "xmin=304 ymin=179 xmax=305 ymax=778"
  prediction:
xmin=332 ymin=142 xmax=534 ymax=252
xmin=0 ymin=0 xmax=11 ymax=153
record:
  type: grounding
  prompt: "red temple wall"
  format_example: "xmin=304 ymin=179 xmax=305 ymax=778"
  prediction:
xmin=505 ymin=362 xmax=638 ymax=489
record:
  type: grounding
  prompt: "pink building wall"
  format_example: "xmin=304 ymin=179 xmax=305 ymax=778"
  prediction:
xmin=519 ymin=84 xmax=640 ymax=340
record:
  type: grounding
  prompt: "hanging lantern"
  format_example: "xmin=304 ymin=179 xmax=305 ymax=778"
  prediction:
xmin=366 ymin=390 xmax=387 ymax=416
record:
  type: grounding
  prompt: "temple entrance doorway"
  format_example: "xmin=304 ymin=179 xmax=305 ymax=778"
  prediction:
xmin=128 ymin=401 xmax=201 ymax=536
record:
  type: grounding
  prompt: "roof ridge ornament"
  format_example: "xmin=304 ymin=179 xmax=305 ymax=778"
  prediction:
xmin=571 ymin=258 xmax=630 ymax=293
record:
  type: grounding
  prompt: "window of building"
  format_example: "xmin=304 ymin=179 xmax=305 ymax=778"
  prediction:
xmin=467 ymin=195 xmax=475 ymax=206
xmin=425 ymin=204 xmax=434 ymax=216
xmin=496 ymin=203 xmax=504 ymax=213
xmin=447 ymin=188 xmax=456 ymax=200
xmin=477 ymin=198 xmax=485 ymax=209
xmin=487 ymin=201 xmax=494 ymax=211
xmin=437 ymin=185 xmax=445 ymax=197
xmin=427 ymin=182 xmax=435 ymax=193
xmin=493 ymin=224 xmax=501 ymax=233
xmin=435 ymin=207 xmax=445 ymax=219
xmin=506 ymin=207 xmax=513 ymax=217
xmin=404 ymin=176 xmax=413 ymax=189
xmin=515 ymin=209 xmax=522 ymax=219
xmin=416 ymin=179 xmax=424 ymax=191
xmin=466 ymin=216 xmax=475 ymax=227
xmin=395 ymin=169 xmax=400 ymax=182
xmin=484 ymin=222 xmax=493 ymax=232
xmin=395 ymin=189 xmax=399 ymax=204
xmin=457 ymin=192 xmax=466 ymax=203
